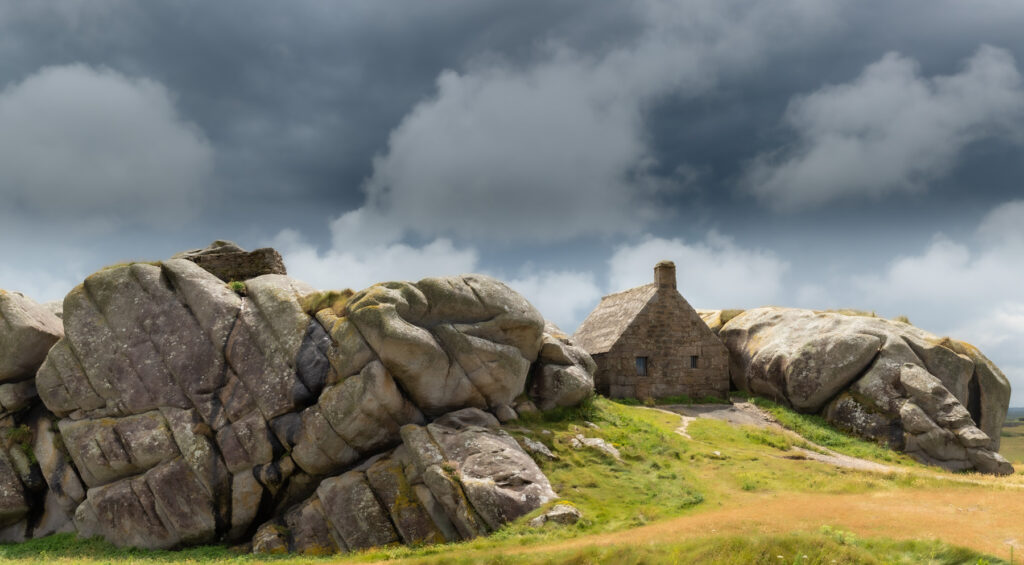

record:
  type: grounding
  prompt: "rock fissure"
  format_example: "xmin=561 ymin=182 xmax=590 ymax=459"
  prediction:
xmin=125 ymin=267 xmax=215 ymax=417
xmin=77 ymin=281 xmax=156 ymax=415
xmin=811 ymin=343 xmax=885 ymax=419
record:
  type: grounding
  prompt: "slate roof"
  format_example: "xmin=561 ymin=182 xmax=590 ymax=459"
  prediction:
xmin=572 ymin=283 xmax=658 ymax=355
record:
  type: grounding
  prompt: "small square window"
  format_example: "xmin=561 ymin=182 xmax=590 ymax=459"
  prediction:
xmin=689 ymin=355 xmax=699 ymax=369
xmin=636 ymin=356 xmax=648 ymax=376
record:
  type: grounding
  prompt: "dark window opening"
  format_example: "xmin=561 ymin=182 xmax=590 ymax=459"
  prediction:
xmin=689 ymin=355 xmax=699 ymax=369
xmin=636 ymin=356 xmax=648 ymax=376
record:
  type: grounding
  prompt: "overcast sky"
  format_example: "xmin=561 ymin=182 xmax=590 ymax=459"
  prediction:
xmin=2 ymin=1 xmax=1024 ymax=402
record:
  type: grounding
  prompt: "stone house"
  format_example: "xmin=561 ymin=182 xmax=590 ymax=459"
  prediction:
xmin=573 ymin=261 xmax=730 ymax=400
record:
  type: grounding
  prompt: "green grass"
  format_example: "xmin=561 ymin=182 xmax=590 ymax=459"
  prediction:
xmin=612 ymin=393 xmax=728 ymax=406
xmin=0 ymin=533 xmax=246 ymax=563
xmin=0 ymin=530 xmax=1002 ymax=565
xmin=747 ymin=396 xmax=920 ymax=467
xmin=0 ymin=397 xmax=1000 ymax=564
xmin=512 ymin=397 xmax=706 ymax=533
xmin=1000 ymin=419 xmax=1024 ymax=464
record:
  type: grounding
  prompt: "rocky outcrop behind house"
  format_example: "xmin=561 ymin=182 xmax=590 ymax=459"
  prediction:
xmin=716 ymin=307 xmax=1013 ymax=475
xmin=0 ymin=243 xmax=595 ymax=551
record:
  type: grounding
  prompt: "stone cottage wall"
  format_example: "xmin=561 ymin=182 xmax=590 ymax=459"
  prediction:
xmin=595 ymin=290 xmax=729 ymax=400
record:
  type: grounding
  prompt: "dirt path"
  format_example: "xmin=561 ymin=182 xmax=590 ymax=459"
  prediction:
xmin=660 ymin=402 xmax=900 ymax=473
xmin=502 ymin=488 xmax=1024 ymax=560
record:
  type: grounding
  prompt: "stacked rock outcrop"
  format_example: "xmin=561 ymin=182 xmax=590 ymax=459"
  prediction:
xmin=0 ymin=290 xmax=66 ymax=541
xmin=713 ymin=307 xmax=1013 ymax=475
xmin=0 ymin=242 xmax=595 ymax=551
xmin=171 ymin=240 xmax=287 ymax=282
xmin=251 ymin=408 xmax=555 ymax=554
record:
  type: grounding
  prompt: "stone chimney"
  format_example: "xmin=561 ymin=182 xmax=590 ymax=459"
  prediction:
xmin=654 ymin=260 xmax=676 ymax=290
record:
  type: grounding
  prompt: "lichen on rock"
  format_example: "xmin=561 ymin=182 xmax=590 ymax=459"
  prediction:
xmin=0 ymin=246 xmax=595 ymax=552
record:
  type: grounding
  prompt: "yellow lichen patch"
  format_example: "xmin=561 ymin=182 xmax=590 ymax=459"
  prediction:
xmin=386 ymin=463 xmax=446 ymax=546
xmin=936 ymin=337 xmax=981 ymax=358
xmin=817 ymin=308 xmax=878 ymax=318
xmin=300 ymin=289 xmax=354 ymax=317
xmin=719 ymin=309 xmax=745 ymax=324
xmin=547 ymin=329 xmax=569 ymax=340
xmin=98 ymin=260 xmax=161 ymax=272
xmin=299 ymin=543 xmax=336 ymax=556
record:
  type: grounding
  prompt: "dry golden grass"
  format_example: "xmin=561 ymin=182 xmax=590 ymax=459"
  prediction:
xmin=384 ymin=483 xmax=1024 ymax=563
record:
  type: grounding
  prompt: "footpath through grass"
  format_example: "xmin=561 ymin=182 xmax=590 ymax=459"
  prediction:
xmin=0 ymin=397 xmax=1012 ymax=564
xmin=745 ymin=396 xmax=921 ymax=466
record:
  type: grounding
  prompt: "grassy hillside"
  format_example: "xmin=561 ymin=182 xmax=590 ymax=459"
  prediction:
xmin=1 ymin=398 xmax=1018 ymax=564
xmin=1001 ymin=415 xmax=1024 ymax=464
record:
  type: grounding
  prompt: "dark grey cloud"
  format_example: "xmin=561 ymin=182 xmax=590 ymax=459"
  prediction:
xmin=0 ymin=63 xmax=213 ymax=223
xmin=743 ymin=46 xmax=1024 ymax=210
xmin=0 ymin=1 xmax=643 ymax=230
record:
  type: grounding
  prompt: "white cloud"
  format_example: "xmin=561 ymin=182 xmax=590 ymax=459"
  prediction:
xmin=273 ymin=217 xmax=603 ymax=331
xmin=852 ymin=199 xmax=1024 ymax=403
xmin=977 ymin=199 xmax=1024 ymax=247
xmin=0 ymin=263 xmax=82 ymax=304
xmin=269 ymin=228 xmax=478 ymax=293
xmin=794 ymin=283 xmax=835 ymax=310
xmin=854 ymin=202 xmax=1024 ymax=320
xmin=505 ymin=270 xmax=603 ymax=332
xmin=352 ymin=0 xmax=838 ymax=241
xmin=744 ymin=46 xmax=1024 ymax=210
xmin=607 ymin=232 xmax=789 ymax=309
xmin=0 ymin=64 xmax=213 ymax=224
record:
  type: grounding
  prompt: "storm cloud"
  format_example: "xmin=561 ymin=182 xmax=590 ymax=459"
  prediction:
xmin=0 ymin=64 xmax=212 ymax=224
xmin=353 ymin=0 xmax=839 ymax=241
xmin=744 ymin=46 xmax=1024 ymax=210
xmin=1 ymin=0 xmax=1023 ymax=400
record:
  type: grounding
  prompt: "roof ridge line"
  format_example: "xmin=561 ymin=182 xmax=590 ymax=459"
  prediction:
xmin=598 ymin=282 xmax=656 ymax=300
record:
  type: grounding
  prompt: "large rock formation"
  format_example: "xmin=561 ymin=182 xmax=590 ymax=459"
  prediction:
xmin=0 ymin=244 xmax=595 ymax=551
xmin=715 ymin=307 xmax=1013 ymax=475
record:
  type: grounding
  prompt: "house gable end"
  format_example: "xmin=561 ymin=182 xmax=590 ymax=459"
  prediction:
xmin=598 ymin=287 xmax=730 ymax=400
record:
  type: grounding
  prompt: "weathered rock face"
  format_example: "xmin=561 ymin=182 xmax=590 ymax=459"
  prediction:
xmin=172 ymin=240 xmax=287 ymax=282
xmin=719 ymin=307 xmax=1013 ymax=475
xmin=530 ymin=323 xmax=597 ymax=411
xmin=251 ymin=407 xmax=555 ymax=554
xmin=0 ymin=252 xmax=593 ymax=552
xmin=0 ymin=291 xmax=63 ymax=385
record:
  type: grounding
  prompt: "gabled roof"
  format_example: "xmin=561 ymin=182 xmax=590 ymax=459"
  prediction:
xmin=573 ymin=283 xmax=658 ymax=355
